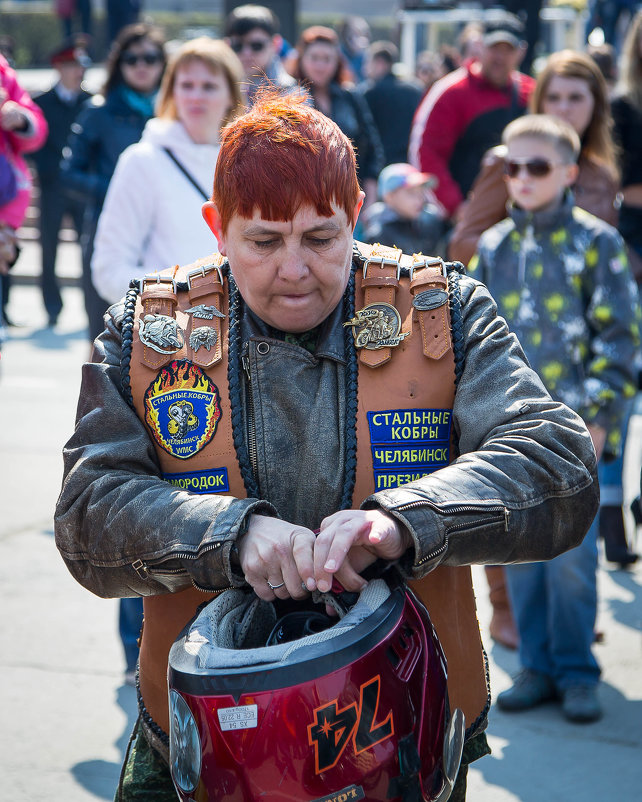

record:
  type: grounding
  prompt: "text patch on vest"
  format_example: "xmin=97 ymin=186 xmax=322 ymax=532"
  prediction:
xmin=368 ymin=409 xmax=452 ymax=491
xmin=144 ymin=360 xmax=222 ymax=459
xmin=163 ymin=467 xmax=229 ymax=493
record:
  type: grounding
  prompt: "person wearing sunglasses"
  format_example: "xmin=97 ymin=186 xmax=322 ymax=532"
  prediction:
xmin=468 ymin=113 xmax=640 ymax=724
xmin=449 ymin=49 xmax=625 ymax=652
xmin=223 ymin=4 xmax=295 ymax=104
xmin=60 ymin=23 xmax=166 ymax=344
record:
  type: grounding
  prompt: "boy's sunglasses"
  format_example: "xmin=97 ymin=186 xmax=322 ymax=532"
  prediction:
xmin=230 ymin=39 xmax=268 ymax=53
xmin=504 ymin=158 xmax=560 ymax=179
xmin=121 ymin=52 xmax=163 ymax=67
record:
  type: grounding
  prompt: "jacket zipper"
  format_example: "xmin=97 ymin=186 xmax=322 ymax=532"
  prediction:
xmin=242 ymin=343 xmax=259 ymax=477
xmin=395 ymin=501 xmax=509 ymax=566
xmin=132 ymin=542 xmax=223 ymax=585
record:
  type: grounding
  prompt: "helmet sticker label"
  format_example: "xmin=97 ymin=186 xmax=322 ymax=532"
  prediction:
xmin=217 ymin=703 xmax=258 ymax=731
xmin=367 ymin=408 xmax=452 ymax=490
xmin=310 ymin=785 xmax=365 ymax=802
xmin=307 ymin=676 xmax=394 ymax=775
xmin=144 ymin=360 xmax=222 ymax=459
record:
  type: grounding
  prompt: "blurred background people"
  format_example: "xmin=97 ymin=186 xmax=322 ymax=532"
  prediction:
xmin=611 ymin=10 xmax=642 ymax=287
xmin=362 ymin=41 xmax=423 ymax=167
xmin=414 ymin=50 xmax=445 ymax=97
xmin=337 ymin=15 xmax=371 ymax=82
xmin=451 ymin=49 xmax=628 ymax=648
xmin=224 ymin=4 xmax=294 ymax=103
xmin=107 ymin=0 xmax=141 ymax=45
xmin=0 ymin=52 xmax=48 ymax=329
xmin=362 ymin=162 xmax=444 ymax=255
xmin=31 ymin=38 xmax=92 ymax=327
xmin=409 ymin=12 xmax=534 ymax=223
xmin=291 ymin=25 xmax=384 ymax=210
xmin=587 ymin=42 xmax=618 ymax=96
xmin=60 ymin=22 xmax=166 ymax=342
xmin=55 ymin=0 xmax=93 ymax=40
xmin=91 ymin=37 xmax=243 ymax=306
xmin=450 ymin=49 xmax=620 ymax=266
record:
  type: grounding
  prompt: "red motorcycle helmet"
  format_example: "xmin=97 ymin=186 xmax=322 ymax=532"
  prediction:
xmin=168 ymin=576 xmax=465 ymax=802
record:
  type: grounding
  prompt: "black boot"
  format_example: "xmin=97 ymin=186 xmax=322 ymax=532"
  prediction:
xmin=599 ymin=506 xmax=638 ymax=568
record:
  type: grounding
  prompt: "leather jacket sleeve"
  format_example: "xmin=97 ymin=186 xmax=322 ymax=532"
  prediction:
xmin=54 ymin=303 xmax=275 ymax=599
xmin=363 ymin=276 xmax=599 ymax=578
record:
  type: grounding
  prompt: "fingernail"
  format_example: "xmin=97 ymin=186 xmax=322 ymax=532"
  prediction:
xmin=306 ymin=578 xmax=316 ymax=591
xmin=324 ymin=559 xmax=336 ymax=571
xmin=318 ymin=580 xmax=330 ymax=592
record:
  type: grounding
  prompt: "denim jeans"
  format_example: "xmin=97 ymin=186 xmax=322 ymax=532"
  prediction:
xmin=505 ymin=514 xmax=600 ymax=690
xmin=119 ymin=597 xmax=144 ymax=673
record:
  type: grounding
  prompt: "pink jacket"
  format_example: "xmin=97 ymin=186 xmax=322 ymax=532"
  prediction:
xmin=1 ymin=55 xmax=48 ymax=228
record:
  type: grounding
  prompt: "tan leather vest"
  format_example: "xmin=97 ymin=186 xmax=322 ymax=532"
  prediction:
xmin=128 ymin=245 xmax=488 ymax=742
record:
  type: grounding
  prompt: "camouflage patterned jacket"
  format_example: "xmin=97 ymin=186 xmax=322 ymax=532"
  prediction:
xmin=469 ymin=192 xmax=640 ymax=458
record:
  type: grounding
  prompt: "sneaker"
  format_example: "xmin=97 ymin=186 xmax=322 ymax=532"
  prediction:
xmin=496 ymin=669 xmax=557 ymax=711
xmin=561 ymin=684 xmax=602 ymax=723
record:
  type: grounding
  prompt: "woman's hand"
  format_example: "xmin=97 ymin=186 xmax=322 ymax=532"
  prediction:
xmin=314 ymin=509 xmax=412 ymax=593
xmin=237 ymin=515 xmax=316 ymax=601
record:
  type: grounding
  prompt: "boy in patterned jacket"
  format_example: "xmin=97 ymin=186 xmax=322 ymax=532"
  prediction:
xmin=469 ymin=113 xmax=640 ymax=723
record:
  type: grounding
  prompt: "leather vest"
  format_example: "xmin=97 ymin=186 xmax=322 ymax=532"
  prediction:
xmin=127 ymin=244 xmax=488 ymax=748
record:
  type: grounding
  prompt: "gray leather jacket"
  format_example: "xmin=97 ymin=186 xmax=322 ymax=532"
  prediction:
xmin=55 ymin=269 xmax=599 ymax=598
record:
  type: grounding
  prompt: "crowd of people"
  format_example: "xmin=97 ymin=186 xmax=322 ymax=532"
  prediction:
xmin=1 ymin=3 xmax=642 ymax=799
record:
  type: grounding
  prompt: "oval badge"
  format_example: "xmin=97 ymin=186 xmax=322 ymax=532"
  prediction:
xmin=413 ymin=289 xmax=449 ymax=311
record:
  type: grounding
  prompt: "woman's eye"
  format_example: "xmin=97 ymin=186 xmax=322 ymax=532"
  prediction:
xmin=307 ymin=237 xmax=332 ymax=247
xmin=254 ymin=239 xmax=277 ymax=248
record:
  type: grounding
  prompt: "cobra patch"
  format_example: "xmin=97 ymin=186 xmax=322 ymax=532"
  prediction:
xmin=144 ymin=360 xmax=222 ymax=459
xmin=368 ymin=408 xmax=452 ymax=490
xmin=344 ymin=303 xmax=409 ymax=350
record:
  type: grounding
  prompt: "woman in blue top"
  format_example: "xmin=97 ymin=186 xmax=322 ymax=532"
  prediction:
xmin=61 ymin=22 xmax=166 ymax=342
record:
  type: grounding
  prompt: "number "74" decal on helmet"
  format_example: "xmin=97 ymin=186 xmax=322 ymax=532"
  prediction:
xmin=307 ymin=675 xmax=394 ymax=774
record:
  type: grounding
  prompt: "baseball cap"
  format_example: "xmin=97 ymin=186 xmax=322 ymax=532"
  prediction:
xmin=482 ymin=12 xmax=525 ymax=49
xmin=378 ymin=163 xmax=436 ymax=198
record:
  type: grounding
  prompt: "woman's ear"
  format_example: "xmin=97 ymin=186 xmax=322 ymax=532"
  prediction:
xmin=202 ymin=201 xmax=225 ymax=253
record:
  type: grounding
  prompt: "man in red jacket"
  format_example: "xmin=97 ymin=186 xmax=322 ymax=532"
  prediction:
xmin=409 ymin=12 xmax=534 ymax=221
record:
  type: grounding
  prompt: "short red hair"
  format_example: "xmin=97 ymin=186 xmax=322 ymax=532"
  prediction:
xmin=213 ymin=90 xmax=360 ymax=233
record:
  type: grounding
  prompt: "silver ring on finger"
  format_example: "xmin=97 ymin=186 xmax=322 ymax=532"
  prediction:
xmin=267 ymin=580 xmax=285 ymax=590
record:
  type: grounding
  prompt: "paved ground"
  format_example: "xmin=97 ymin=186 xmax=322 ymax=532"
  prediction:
xmin=1 ymin=240 xmax=641 ymax=800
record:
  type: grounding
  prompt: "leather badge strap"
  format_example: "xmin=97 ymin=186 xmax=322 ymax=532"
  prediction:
xmin=410 ymin=265 xmax=452 ymax=360
xmin=185 ymin=259 xmax=225 ymax=368
xmin=359 ymin=244 xmax=402 ymax=368
xmin=138 ymin=278 xmax=180 ymax=370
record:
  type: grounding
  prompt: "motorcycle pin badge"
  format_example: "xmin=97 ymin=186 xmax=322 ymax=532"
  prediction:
xmin=344 ymin=303 xmax=409 ymax=350
xmin=139 ymin=314 xmax=185 ymax=355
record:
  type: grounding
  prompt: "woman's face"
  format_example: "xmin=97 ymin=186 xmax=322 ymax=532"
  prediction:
xmin=539 ymin=74 xmax=595 ymax=137
xmin=120 ymin=38 xmax=164 ymax=93
xmin=300 ymin=42 xmax=340 ymax=88
xmin=173 ymin=60 xmax=233 ymax=144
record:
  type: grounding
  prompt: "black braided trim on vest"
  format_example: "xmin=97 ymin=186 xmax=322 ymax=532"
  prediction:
xmin=465 ymin=645 xmax=492 ymax=741
xmin=120 ymin=286 xmax=139 ymax=410
xmin=447 ymin=266 xmax=465 ymax=387
xmin=341 ymin=267 xmax=359 ymax=510
xmin=135 ymin=667 xmax=170 ymax=746
xmin=227 ymin=274 xmax=261 ymax=499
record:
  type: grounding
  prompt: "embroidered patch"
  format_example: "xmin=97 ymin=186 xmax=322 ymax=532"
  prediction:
xmin=144 ymin=360 xmax=222 ymax=459
xmin=344 ymin=303 xmax=409 ymax=350
xmin=163 ymin=467 xmax=229 ymax=494
xmin=367 ymin=408 xmax=452 ymax=491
